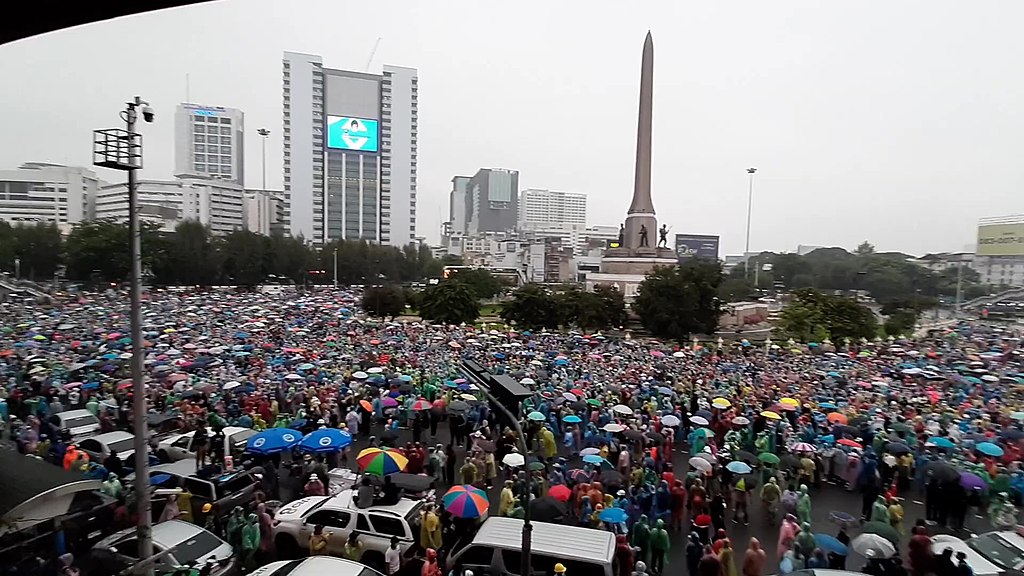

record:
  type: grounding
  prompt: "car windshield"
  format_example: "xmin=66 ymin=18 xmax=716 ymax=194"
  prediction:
xmin=108 ymin=437 xmax=135 ymax=454
xmin=968 ymin=533 xmax=1024 ymax=570
xmin=171 ymin=530 xmax=225 ymax=564
xmin=64 ymin=415 xmax=97 ymax=429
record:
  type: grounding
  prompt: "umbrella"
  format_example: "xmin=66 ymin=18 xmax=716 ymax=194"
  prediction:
xmin=598 ymin=507 xmax=628 ymax=524
xmin=861 ymin=522 xmax=900 ymax=545
xmin=976 ymin=442 xmax=1004 ymax=457
xmin=960 ymin=471 xmax=988 ymax=491
xmin=645 ymin=431 xmax=665 ymax=444
xmin=851 ymin=533 xmax=896 ymax=557
xmin=449 ymin=400 xmax=470 ymax=412
xmin=563 ymin=415 xmax=583 ymax=424
xmin=527 ymin=411 xmax=545 ymax=422
xmin=357 ymin=448 xmax=409 ymax=475
xmin=827 ymin=412 xmax=848 ymax=424
xmin=726 ymin=461 xmax=752 ymax=474
xmin=529 ymin=496 xmax=566 ymax=523
xmin=603 ymin=423 xmax=625 ymax=433
xmin=690 ymin=415 xmax=710 ymax=426
xmin=600 ymin=470 xmax=624 ymax=486
xmin=732 ymin=416 xmax=751 ymax=426
xmin=298 ymin=429 xmax=353 ymax=453
xmin=791 ymin=442 xmax=816 ymax=453
xmin=733 ymin=451 xmax=758 ymax=465
xmin=411 ymin=399 xmax=432 ymax=411
xmin=829 ymin=511 xmax=856 ymax=528
xmin=838 ymin=438 xmax=863 ymax=449
xmin=779 ymin=454 xmax=802 ymax=469
xmin=924 ymin=437 xmax=955 ymax=449
xmin=548 ymin=484 xmax=572 ymax=502
xmin=611 ymin=404 xmax=633 ymax=416
xmin=661 ymin=415 xmax=680 ymax=427
xmin=688 ymin=457 xmax=713 ymax=473
xmin=566 ymin=468 xmax=592 ymax=483
xmin=925 ymin=461 xmax=960 ymax=483
xmin=711 ymin=398 xmax=731 ymax=409
xmin=502 ymin=453 xmax=525 ymax=467
xmin=761 ymin=410 xmax=781 ymax=420
xmin=443 ymin=485 xmax=489 ymax=519
xmin=885 ymin=442 xmax=910 ymax=455
xmin=814 ymin=534 xmax=848 ymax=556
xmin=582 ymin=454 xmax=607 ymax=465
xmin=757 ymin=452 xmax=780 ymax=465
xmin=246 ymin=428 xmax=302 ymax=455
xmin=580 ymin=447 xmax=601 ymax=457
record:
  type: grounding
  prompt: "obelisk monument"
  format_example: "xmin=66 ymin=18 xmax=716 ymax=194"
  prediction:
xmin=623 ymin=30 xmax=658 ymax=253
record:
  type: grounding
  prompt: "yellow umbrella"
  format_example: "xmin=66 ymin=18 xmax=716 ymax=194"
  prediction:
xmin=761 ymin=410 xmax=781 ymax=420
xmin=780 ymin=397 xmax=799 ymax=407
xmin=712 ymin=398 xmax=731 ymax=409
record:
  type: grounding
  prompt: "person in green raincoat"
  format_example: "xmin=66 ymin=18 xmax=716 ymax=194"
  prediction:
xmin=796 ymin=485 xmax=812 ymax=525
xmin=101 ymin=473 xmax=124 ymax=500
xmin=630 ymin=514 xmax=651 ymax=564
xmin=870 ymin=495 xmax=890 ymax=525
xmin=754 ymin=431 xmax=769 ymax=454
xmin=648 ymin=519 xmax=670 ymax=575
xmin=795 ymin=523 xmax=816 ymax=558
xmin=240 ymin=513 xmax=260 ymax=569
xmin=226 ymin=506 xmax=245 ymax=549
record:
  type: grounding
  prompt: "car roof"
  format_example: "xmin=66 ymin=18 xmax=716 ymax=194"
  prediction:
xmin=151 ymin=519 xmax=205 ymax=545
xmin=331 ymin=490 xmax=420 ymax=517
xmin=253 ymin=557 xmax=380 ymax=576
xmin=90 ymin=431 xmax=134 ymax=443
xmin=56 ymin=409 xmax=95 ymax=419
xmin=472 ymin=517 xmax=615 ymax=563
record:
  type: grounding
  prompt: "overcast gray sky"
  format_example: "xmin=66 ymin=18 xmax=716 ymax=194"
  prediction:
xmin=1 ymin=0 xmax=1021 ymax=255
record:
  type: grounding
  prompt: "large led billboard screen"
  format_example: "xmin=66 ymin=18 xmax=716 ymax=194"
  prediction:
xmin=977 ymin=223 xmax=1024 ymax=256
xmin=326 ymin=116 xmax=379 ymax=152
xmin=675 ymin=234 xmax=721 ymax=261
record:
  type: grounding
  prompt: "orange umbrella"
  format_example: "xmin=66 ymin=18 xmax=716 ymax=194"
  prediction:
xmin=359 ymin=399 xmax=373 ymax=412
xmin=827 ymin=412 xmax=848 ymax=424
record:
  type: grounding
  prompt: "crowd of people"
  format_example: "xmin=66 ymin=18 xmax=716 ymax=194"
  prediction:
xmin=2 ymin=287 xmax=1024 ymax=576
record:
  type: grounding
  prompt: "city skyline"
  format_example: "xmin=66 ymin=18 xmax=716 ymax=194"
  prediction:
xmin=0 ymin=1 xmax=1022 ymax=255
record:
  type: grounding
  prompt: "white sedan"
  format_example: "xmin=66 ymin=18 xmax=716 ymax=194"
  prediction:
xmin=932 ymin=530 xmax=1024 ymax=576
xmin=156 ymin=426 xmax=257 ymax=463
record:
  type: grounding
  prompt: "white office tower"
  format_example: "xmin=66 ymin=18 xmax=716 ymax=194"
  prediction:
xmin=174 ymin=104 xmax=245 ymax=185
xmin=0 ymin=163 xmax=104 ymax=231
xmin=283 ymin=51 xmax=418 ymax=246
xmin=518 ymin=189 xmax=587 ymax=230
xmin=94 ymin=175 xmax=245 ymax=234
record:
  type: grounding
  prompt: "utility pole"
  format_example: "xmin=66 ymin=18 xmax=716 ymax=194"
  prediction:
xmin=333 ymin=247 xmax=339 ymax=288
xmin=93 ymin=97 xmax=154 ymax=576
xmin=257 ymin=128 xmax=270 ymax=194
xmin=744 ymin=167 xmax=757 ymax=281
xmin=955 ymin=260 xmax=964 ymax=313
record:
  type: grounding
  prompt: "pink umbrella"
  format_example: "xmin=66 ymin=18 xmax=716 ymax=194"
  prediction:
xmin=382 ymin=397 xmax=399 ymax=408
xmin=650 ymin=350 xmax=665 ymax=358
xmin=63 ymin=382 xmax=82 ymax=391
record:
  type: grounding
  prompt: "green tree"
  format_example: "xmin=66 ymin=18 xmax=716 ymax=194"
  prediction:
xmin=779 ymin=289 xmax=878 ymax=342
xmin=12 ymin=222 xmax=63 ymax=281
xmin=419 ymin=280 xmax=480 ymax=325
xmin=592 ymin=284 xmax=628 ymax=328
xmin=718 ymin=277 xmax=754 ymax=302
xmin=362 ymin=285 xmax=406 ymax=319
xmin=0 ymin=222 xmax=15 ymax=275
xmin=501 ymin=284 xmax=561 ymax=329
xmin=150 ymin=220 xmax=220 ymax=285
xmin=269 ymin=232 xmax=314 ymax=283
xmin=220 ymin=230 xmax=271 ymax=286
xmin=855 ymin=241 xmax=876 ymax=255
xmin=64 ymin=220 xmax=159 ymax=283
xmin=448 ymin=268 xmax=505 ymax=299
xmin=634 ymin=260 xmax=723 ymax=340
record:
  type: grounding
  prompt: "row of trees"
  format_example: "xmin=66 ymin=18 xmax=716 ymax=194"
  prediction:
xmin=719 ymin=241 xmax=992 ymax=305
xmin=0 ymin=220 xmax=461 ymax=286
xmin=500 ymin=284 xmax=628 ymax=331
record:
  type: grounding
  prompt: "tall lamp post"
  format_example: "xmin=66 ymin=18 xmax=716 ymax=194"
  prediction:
xmin=333 ymin=247 xmax=339 ymax=288
xmin=93 ymin=97 xmax=155 ymax=576
xmin=744 ymin=167 xmax=757 ymax=280
xmin=257 ymin=128 xmax=270 ymax=194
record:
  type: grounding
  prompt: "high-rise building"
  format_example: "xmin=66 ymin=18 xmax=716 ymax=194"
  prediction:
xmin=465 ymin=168 xmax=518 ymax=235
xmin=518 ymin=188 xmax=587 ymax=230
xmin=0 ymin=163 xmax=104 ymax=231
xmin=95 ymin=175 xmax=245 ymax=234
xmin=243 ymin=189 xmax=284 ymax=236
xmin=174 ymin=103 xmax=245 ymax=185
xmin=448 ymin=175 xmax=470 ymax=235
xmin=283 ymin=51 xmax=418 ymax=246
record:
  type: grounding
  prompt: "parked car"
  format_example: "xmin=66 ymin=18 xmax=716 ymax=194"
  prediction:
xmin=138 ymin=460 xmax=259 ymax=523
xmin=251 ymin=556 xmax=384 ymax=576
xmin=932 ymin=530 xmax=1024 ymax=576
xmin=271 ymin=489 xmax=424 ymax=572
xmin=156 ymin=426 xmax=258 ymax=463
xmin=47 ymin=409 xmax=100 ymax=440
xmin=91 ymin=519 xmax=237 ymax=576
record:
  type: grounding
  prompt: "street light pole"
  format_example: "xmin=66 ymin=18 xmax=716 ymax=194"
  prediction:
xmin=745 ymin=167 xmax=757 ymax=280
xmin=257 ymin=128 xmax=269 ymax=195
xmin=93 ymin=97 xmax=154 ymax=576
xmin=333 ymin=248 xmax=338 ymax=288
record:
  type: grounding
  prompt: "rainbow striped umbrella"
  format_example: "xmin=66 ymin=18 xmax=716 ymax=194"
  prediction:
xmin=443 ymin=485 xmax=490 ymax=518
xmin=356 ymin=448 xmax=408 ymax=475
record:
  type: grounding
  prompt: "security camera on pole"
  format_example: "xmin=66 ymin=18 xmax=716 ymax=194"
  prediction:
xmin=92 ymin=97 xmax=155 ymax=576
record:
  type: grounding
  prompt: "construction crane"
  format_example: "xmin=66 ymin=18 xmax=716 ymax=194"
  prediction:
xmin=365 ymin=37 xmax=382 ymax=71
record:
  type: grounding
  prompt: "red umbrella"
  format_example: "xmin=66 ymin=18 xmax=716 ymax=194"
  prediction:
xmin=838 ymin=438 xmax=863 ymax=448
xmin=549 ymin=484 xmax=571 ymax=502
xmin=359 ymin=399 xmax=374 ymax=412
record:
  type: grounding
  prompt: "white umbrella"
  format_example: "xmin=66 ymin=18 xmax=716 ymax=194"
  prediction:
xmin=223 ymin=381 xmax=243 ymax=390
xmin=284 ymin=373 xmax=303 ymax=380
xmin=981 ymin=374 xmax=999 ymax=383
xmin=603 ymin=423 xmax=625 ymax=433
xmin=661 ymin=415 xmax=681 ymax=427
xmin=520 ymin=377 xmax=536 ymax=385
xmin=732 ymin=416 xmax=751 ymax=426
xmin=672 ymin=351 xmax=685 ymax=358
xmin=850 ymin=534 xmax=895 ymax=558
xmin=368 ymin=367 xmax=384 ymax=374
xmin=612 ymin=404 xmax=633 ymax=416
xmin=688 ymin=457 xmax=713 ymax=473
xmin=502 ymin=453 xmax=525 ymax=467
xmin=690 ymin=415 xmax=710 ymax=426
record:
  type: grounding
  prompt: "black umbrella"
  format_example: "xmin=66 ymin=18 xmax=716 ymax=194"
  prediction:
xmin=623 ymin=430 xmax=644 ymax=441
xmin=645 ymin=431 xmax=665 ymax=445
xmin=449 ymin=400 xmax=470 ymax=412
xmin=925 ymin=460 xmax=960 ymax=482
xmin=831 ymin=424 xmax=858 ymax=438
xmin=529 ymin=496 xmax=567 ymax=523
xmin=733 ymin=450 xmax=758 ymax=465
xmin=600 ymin=470 xmax=624 ymax=486
xmin=570 ymin=401 xmax=587 ymax=411
xmin=885 ymin=441 xmax=910 ymax=455
xmin=780 ymin=454 xmax=802 ymax=469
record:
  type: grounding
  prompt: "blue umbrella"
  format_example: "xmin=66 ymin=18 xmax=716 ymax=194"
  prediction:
xmin=582 ymin=454 xmax=607 ymax=465
xmin=814 ymin=533 xmax=848 ymax=556
xmin=399 ymin=374 xmax=413 ymax=382
xmin=819 ymin=402 xmax=837 ymax=410
xmin=726 ymin=461 xmax=752 ymax=474
xmin=299 ymin=428 xmax=353 ymax=453
xmin=976 ymin=442 xmax=1004 ymax=457
xmin=563 ymin=415 xmax=582 ymax=424
xmin=527 ymin=411 xmax=545 ymax=422
xmin=598 ymin=507 xmax=628 ymax=523
xmin=926 ymin=437 xmax=955 ymax=449
xmin=246 ymin=428 xmax=302 ymax=455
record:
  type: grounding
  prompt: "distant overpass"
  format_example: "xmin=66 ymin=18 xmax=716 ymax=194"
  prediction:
xmin=960 ymin=287 xmax=1024 ymax=310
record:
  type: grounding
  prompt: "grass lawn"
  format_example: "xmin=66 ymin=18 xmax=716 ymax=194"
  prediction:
xmin=479 ymin=303 xmax=503 ymax=317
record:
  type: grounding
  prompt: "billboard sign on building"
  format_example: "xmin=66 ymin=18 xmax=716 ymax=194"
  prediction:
xmin=977 ymin=223 xmax=1024 ymax=256
xmin=675 ymin=234 xmax=720 ymax=261
xmin=326 ymin=116 xmax=379 ymax=152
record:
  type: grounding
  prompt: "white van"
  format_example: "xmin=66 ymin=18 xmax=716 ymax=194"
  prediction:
xmin=446 ymin=517 xmax=616 ymax=576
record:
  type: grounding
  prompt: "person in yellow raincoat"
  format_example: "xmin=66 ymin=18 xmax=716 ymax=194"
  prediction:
xmin=419 ymin=503 xmax=442 ymax=550
xmin=499 ymin=480 xmax=516 ymax=516
xmin=541 ymin=426 xmax=557 ymax=460
xmin=888 ymin=496 xmax=905 ymax=535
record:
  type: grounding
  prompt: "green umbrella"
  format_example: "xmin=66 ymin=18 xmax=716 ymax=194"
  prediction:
xmin=862 ymin=521 xmax=899 ymax=544
xmin=528 ymin=461 xmax=546 ymax=471
xmin=758 ymin=453 xmax=780 ymax=465
xmin=587 ymin=398 xmax=601 ymax=407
